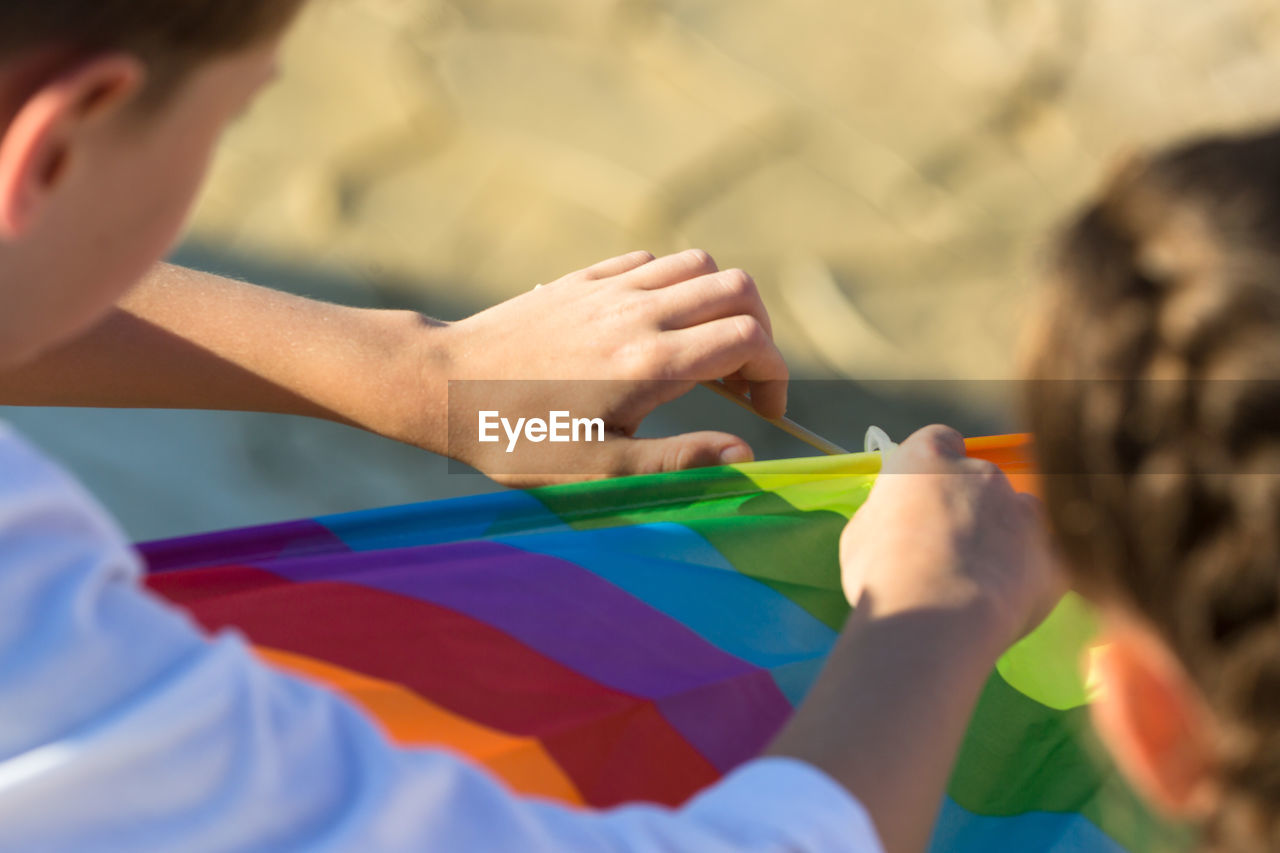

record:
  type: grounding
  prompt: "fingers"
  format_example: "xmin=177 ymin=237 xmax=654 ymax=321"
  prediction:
xmin=474 ymin=429 xmax=754 ymax=488
xmin=580 ymin=250 xmax=656 ymax=281
xmin=550 ymin=248 xmax=791 ymax=419
xmin=882 ymin=424 xmax=966 ymax=474
xmin=1017 ymin=491 xmax=1044 ymax=516
xmin=651 ymin=268 xmax=773 ymax=338
xmin=1012 ymin=492 xmax=1069 ymax=634
xmin=661 ymin=316 xmax=789 ymax=418
xmin=746 ymin=379 xmax=788 ymax=422
xmin=641 ymin=265 xmax=784 ymax=416
xmin=611 ymin=431 xmax=754 ymax=476
xmin=622 ymin=249 xmax=719 ymax=290
xmin=912 ymin=424 xmax=967 ymax=458
xmin=721 ymin=372 xmax=750 ymax=397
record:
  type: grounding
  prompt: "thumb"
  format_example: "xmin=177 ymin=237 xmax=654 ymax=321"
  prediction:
xmin=884 ymin=424 xmax=966 ymax=474
xmin=613 ymin=431 xmax=754 ymax=476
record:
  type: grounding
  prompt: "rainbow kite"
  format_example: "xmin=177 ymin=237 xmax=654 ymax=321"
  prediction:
xmin=141 ymin=435 xmax=1187 ymax=852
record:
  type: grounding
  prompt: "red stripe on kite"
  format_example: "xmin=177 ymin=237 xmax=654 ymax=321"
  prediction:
xmin=146 ymin=565 xmax=286 ymax=605
xmin=174 ymin=575 xmax=721 ymax=807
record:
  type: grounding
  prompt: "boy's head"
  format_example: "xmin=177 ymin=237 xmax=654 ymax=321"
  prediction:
xmin=1023 ymin=127 xmax=1280 ymax=850
xmin=0 ymin=1 xmax=305 ymax=366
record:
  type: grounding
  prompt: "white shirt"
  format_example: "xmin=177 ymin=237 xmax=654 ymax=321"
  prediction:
xmin=0 ymin=423 xmax=882 ymax=852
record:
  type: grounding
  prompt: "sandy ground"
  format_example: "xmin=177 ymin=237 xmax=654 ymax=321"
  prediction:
xmin=10 ymin=0 xmax=1280 ymax=539
xmin=191 ymin=0 xmax=1280 ymax=379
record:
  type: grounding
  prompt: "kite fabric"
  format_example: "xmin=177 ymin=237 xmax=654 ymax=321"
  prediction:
xmin=141 ymin=434 xmax=1187 ymax=852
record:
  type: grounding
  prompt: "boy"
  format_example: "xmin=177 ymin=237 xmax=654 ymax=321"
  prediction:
xmin=0 ymin=3 xmax=1058 ymax=850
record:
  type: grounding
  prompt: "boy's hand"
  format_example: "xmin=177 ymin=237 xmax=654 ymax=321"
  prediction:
xmin=0 ymin=255 xmax=786 ymax=488
xmin=431 ymin=250 xmax=789 ymax=485
xmin=840 ymin=425 xmax=1064 ymax=657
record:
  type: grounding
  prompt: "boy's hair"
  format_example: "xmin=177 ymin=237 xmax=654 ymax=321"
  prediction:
xmin=1 ymin=2 xmax=305 ymax=103
xmin=1024 ymin=127 xmax=1280 ymax=852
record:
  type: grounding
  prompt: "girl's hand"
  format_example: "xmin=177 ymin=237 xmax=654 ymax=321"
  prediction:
xmin=840 ymin=425 xmax=1064 ymax=657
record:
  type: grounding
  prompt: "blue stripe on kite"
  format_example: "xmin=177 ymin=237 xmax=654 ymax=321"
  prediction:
xmin=930 ymin=798 xmax=1125 ymax=853
xmin=768 ymin=657 xmax=829 ymax=707
xmin=316 ymin=491 xmax=565 ymax=552
xmin=496 ymin=523 xmax=838 ymax=705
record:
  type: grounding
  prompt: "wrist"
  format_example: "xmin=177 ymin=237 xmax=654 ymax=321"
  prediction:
xmin=358 ymin=308 xmax=453 ymax=454
xmin=769 ymin=596 xmax=1003 ymax=853
xmin=844 ymin=593 xmax=1012 ymax=672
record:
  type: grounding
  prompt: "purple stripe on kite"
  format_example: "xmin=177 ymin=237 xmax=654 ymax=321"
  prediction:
xmin=259 ymin=540 xmax=792 ymax=772
xmin=655 ymin=673 xmax=791 ymax=774
xmin=497 ymin=523 xmax=838 ymax=705
xmin=141 ymin=520 xmax=350 ymax=574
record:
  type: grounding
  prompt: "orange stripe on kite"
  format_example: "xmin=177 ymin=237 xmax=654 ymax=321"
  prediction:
xmin=254 ymin=646 xmax=585 ymax=806
xmin=966 ymin=433 xmax=1036 ymax=494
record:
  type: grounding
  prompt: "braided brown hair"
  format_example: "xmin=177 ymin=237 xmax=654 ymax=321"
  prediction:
xmin=1023 ymin=127 xmax=1280 ymax=851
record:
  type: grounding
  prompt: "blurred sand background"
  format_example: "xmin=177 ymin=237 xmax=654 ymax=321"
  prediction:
xmin=8 ymin=0 xmax=1280 ymax=539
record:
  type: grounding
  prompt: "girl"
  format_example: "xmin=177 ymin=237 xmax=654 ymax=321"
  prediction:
xmin=1024 ymin=126 xmax=1280 ymax=851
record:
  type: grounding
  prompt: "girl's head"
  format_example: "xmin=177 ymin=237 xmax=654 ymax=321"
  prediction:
xmin=1023 ymin=127 xmax=1280 ymax=851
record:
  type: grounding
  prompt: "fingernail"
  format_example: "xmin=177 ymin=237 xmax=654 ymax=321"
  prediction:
xmin=720 ymin=445 xmax=753 ymax=465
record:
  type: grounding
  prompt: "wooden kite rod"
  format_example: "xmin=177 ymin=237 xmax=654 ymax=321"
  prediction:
xmin=701 ymin=380 xmax=850 ymax=457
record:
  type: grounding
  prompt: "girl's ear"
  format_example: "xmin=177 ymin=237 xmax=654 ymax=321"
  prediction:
xmin=1090 ymin=622 xmax=1219 ymax=818
xmin=0 ymin=54 xmax=144 ymax=239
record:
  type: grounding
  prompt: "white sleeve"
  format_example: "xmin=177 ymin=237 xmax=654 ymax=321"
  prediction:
xmin=0 ymin=426 xmax=883 ymax=852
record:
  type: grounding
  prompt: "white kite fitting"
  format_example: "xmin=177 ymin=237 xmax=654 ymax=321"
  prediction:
xmin=863 ymin=426 xmax=899 ymax=460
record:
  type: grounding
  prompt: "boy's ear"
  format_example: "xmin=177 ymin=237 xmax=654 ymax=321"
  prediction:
xmin=1090 ymin=624 xmax=1219 ymax=818
xmin=0 ymin=54 xmax=145 ymax=239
